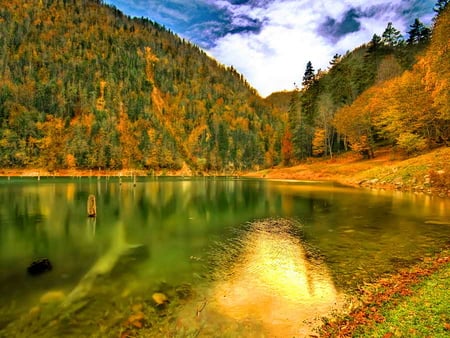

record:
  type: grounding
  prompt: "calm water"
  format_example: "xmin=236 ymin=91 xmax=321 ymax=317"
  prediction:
xmin=0 ymin=177 xmax=449 ymax=337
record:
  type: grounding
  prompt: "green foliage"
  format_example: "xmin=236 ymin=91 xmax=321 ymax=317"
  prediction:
xmin=434 ymin=0 xmax=449 ymax=14
xmin=381 ymin=22 xmax=404 ymax=48
xmin=0 ymin=0 xmax=285 ymax=171
xmin=302 ymin=61 xmax=315 ymax=88
xmin=355 ymin=264 xmax=450 ymax=338
xmin=396 ymin=132 xmax=427 ymax=155
xmin=284 ymin=7 xmax=448 ymax=161
xmin=407 ymin=19 xmax=431 ymax=45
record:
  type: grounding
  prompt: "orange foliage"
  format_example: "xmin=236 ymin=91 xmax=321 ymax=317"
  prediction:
xmin=281 ymin=127 xmax=293 ymax=165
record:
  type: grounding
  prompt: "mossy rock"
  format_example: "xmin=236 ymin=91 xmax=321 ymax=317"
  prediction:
xmin=151 ymin=292 xmax=168 ymax=306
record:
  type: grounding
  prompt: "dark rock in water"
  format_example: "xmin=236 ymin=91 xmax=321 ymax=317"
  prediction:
xmin=27 ymin=258 xmax=52 ymax=275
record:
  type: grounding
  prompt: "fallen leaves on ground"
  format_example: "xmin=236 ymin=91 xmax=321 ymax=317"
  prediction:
xmin=120 ymin=303 xmax=147 ymax=337
xmin=319 ymin=248 xmax=450 ymax=337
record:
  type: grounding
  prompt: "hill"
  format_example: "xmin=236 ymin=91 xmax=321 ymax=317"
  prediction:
xmin=0 ymin=0 xmax=285 ymax=172
xmin=0 ymin=0 xmax=448 ymax=176
xmin=280 ymin=6 xmax=448 ymax=163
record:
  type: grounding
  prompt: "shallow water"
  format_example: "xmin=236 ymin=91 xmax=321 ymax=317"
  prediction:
xmin=0 ymin=177 xmax=449 ymax=336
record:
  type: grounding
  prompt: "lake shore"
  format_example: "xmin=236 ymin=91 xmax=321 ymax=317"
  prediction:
xmin=245 ymin=146 xmax=450 ymax=198
xmin=1 ymin=155 xmax=448 ymax=336
xmin=319 ymin=246 xmax=450 ymax=337
xmin=1 ymin=147 xmax=449 ymax=197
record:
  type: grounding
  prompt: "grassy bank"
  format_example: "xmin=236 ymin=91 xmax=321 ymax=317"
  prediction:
xmin=320 ymin=248 xmax=450 ymax=337
xmin=356 ymin=263 xmax=450 ymax=337
xmin=246 ymin=147 xmax=450 ymax=197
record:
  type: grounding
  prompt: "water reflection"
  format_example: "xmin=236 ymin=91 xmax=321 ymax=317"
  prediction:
xmin=207 ymin=219 xmax=341 ymax=337
xmin=1 ymin=178 xmax=449 ymax=336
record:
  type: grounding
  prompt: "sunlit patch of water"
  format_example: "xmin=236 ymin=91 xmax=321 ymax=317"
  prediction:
xmin=176 ymin=219 xmax=345 ymax=337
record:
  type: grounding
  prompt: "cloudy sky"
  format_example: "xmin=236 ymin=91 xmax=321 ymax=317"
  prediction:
xmin=104 ymin=0 xmax=436 ymax=97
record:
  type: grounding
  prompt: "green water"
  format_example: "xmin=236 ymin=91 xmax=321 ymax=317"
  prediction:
xmin=0 ymin=177 xmax=449 ymax=337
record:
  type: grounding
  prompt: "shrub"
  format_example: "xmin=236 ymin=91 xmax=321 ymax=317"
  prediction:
xmin=396 ymin=132 xmax=427 ymax=155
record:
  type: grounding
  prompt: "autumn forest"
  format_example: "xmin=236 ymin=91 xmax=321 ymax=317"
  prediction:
xmin=0 ymin=0 xmax=449 ymax=173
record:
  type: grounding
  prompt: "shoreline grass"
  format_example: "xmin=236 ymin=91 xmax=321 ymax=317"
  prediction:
xmin=320 ymin=248 xmax=450 ymax=337
xmin=354 ymin=262 xmax=450 ymax=337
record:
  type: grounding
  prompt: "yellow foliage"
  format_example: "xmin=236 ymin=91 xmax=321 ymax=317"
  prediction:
xmin=65 ymin=154 xmax=77 ymax=168
xmin=144 ymin=46 xmax=159 ymax=83
xmin=417 ymin=7 xmax=450 ymax=121
xmin=312 ymin=128 xmax=326 ymax=156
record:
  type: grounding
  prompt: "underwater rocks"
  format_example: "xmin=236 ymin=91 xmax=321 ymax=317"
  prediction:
xmin=27 ymin=258 xmax=52 ymax=276
xmin=152 ymin=292 xmax=169 ymax=306
xmin=40 ymin=290 xmax=65 ymax=303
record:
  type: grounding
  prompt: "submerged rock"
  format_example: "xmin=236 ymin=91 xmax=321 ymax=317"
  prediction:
xmin=27 ymin=258 xmax=52 ymax=275
xmin=152 ymin=292 xmax=169 ymax=306
xmin=40 ymin=290 xmax=65 ymax=303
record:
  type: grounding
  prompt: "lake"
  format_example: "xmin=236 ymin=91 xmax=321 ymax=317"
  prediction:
xmin=0 ymin=177 xmax=449 ymax=337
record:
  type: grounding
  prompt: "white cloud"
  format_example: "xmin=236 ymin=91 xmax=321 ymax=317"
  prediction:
xmin=105 ymin=0 xmax=435 ymax=97
xmin=207 ymin=0 xmax=349 ymax=96
xmin=206 ymin=0 xmax=432 ymax=97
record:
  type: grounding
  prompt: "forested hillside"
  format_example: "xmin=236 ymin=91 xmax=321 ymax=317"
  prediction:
xmin=285 ymin=3 xmax=449 ymax=163
xmin=0 ymin=0 xmax=448 ymax=173
xmin=0 ymin=0 xmax=285 ymax=172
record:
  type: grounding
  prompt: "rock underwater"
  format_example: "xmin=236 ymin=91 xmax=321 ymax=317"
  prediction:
xmin=27 ymin=258 xmax=52 ymax=276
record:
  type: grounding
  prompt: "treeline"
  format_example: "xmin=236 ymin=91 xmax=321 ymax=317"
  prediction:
xmin=0 ymin=0 xmax=285 ymax=172
xmin=285 ymin=2 xmax=449 ymax=162
xmin=1 ymin=0 xmax=448 ymax=173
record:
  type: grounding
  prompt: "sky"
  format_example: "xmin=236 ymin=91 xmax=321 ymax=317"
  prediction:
xmin=104 ymin=0 xmax=437 ymax=97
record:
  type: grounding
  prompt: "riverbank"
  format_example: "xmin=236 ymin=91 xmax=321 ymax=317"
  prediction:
xmin=246 ymin=146 xmax=450 ymax=198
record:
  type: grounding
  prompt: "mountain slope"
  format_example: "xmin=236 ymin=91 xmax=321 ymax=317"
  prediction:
xmin=0 ymin=0 xmax=284 ymax=172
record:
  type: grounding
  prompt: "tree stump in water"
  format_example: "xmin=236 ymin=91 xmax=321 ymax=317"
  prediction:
xmin=87 ymin=194 xmax=96 ymax=217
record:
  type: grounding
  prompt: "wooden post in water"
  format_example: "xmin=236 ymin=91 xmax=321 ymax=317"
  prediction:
xmin=87 ymin=194 xmax=96 ymax=217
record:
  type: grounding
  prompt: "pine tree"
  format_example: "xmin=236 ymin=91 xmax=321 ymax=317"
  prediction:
xmin=381 ymin=22 xmax=403 ymax=47
xmin=329 ymin=53 xmax=342 ymax=67
xmin=407 ymin=19 xmax=430 ymax=45
xmin=434 ymin=0 xmax=449 ymax=14
xmin=302 ymin=61 xmax=315 ymax=88
xmin=367 ymin=34 xmax=382 ymax=53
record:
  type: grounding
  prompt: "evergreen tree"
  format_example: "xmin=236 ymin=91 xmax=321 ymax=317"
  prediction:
xmin=302 ymin=61 xmax=315 ymax=88
xmin=407 ymin=18 xmax=431 ymax=45
xmin=367 ymin=34 xmax=382 ymax=54
xmin=299 ymin=63 xmax=320 ymax=158
xmin=381 ymin=22 xmax=404 ymax=47
xmin=434 ymin=0 xmax=449 ymax=14
xmin=329 ymin=53 xmax=342 ymax=66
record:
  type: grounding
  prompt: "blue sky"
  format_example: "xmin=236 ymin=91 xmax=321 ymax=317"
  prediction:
xmin=104 ymin=0 xmax=436 ymax=97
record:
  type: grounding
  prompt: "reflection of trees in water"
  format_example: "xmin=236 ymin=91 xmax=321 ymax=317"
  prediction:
xmin=114 ymin=178 xmax=271 ymax=228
